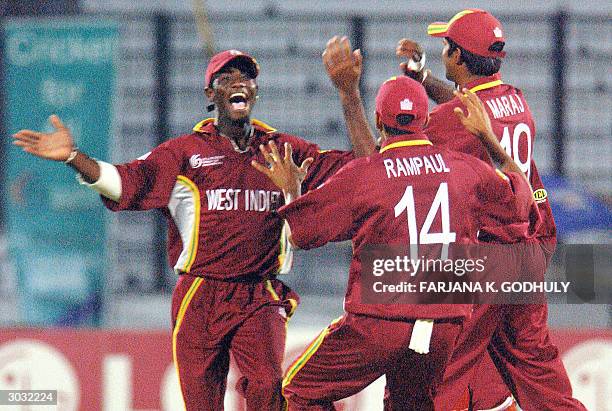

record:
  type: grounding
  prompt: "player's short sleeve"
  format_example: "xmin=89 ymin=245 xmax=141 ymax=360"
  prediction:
xmin=102 ymin=142 xmax=182 ymax=211
xmin=476 ymin=168 xmax=540 ymax=241
xmin=277 ymin=164 xmax=358 ymax=249
xmin=282 ymin=134 xmax=354 ymax=192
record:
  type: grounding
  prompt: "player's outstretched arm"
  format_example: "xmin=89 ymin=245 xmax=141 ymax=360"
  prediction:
xmin=13 ymin=115 xmax=101 ymax=183
xmin=323 ymin=36 xmax=376 ymax=157
xmin=453 ymin=89 xmax=529 ymax=186
xmin=396 ymin=38 xmax=455 ymax=104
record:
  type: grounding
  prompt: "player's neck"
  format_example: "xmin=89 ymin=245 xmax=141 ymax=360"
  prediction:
xmin=216 ymin=118 xmax=253 ymax=150
xmin=457 ymin=72 xmax=487 ymax=88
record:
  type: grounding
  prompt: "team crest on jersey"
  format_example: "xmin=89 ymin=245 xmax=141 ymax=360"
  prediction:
xmin=533 ymin=188 xmax=548 ymax=203
xmin=190 ymin=154 xmax=225 ymax=168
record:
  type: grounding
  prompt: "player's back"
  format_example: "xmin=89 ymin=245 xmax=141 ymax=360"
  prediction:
xmin=351 ymin=138 xmax=521 ymax=252
xmin=425 ymin=75 xmax=556 ymax=245
xmin=340 ymin=134 xmax=532 ymax=321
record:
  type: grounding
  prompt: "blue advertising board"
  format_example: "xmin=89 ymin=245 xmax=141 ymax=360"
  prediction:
xmin=3 ymin=19 xmax=118 ymax=324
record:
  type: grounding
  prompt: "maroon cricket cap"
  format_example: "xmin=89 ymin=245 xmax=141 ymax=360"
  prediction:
xmin=375 ymin=76 xmax=429 ymax=133
xmin=204 ymin=49 xmax=259 ymax=87
xmin=428 ymin=9 xmax=506 ymax=58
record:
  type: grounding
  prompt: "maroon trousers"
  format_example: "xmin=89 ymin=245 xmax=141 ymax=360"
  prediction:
xmin=171 ymin=274 xmax=297 ymax=411
xmin=282 ymin=313 xmax=462 ymax=411
xmin=432 ymin=243 xmax=586 ymax=410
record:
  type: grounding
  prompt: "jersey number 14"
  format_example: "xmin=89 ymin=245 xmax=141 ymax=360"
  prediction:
xmin=394 ymin=182 xmax=457 ymax=261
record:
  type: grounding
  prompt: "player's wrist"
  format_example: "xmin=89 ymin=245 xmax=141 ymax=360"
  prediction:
xmin=64 ymin=148 xmax=79 ymax=164
xmin=282 ymin=185 xmax=301 ymax=204
xmin=338 ymin=87 xmax=360 ymax=100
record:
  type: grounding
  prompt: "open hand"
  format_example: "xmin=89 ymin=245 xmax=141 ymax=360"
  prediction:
xmin=251 ymin=141 xmax=314 ymax=198
xmin=322 ymin=36 xmax=362 ymax=94
xmin=12 ymin=115 xmax=74 ymax=162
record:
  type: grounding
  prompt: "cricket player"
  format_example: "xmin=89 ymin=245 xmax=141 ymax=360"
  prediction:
xmin=320 ymin=10 xmax=585 ymax=410
xmin=395 ymin=9 xmax=585 ymax=410
xmin=252 ymin=75 xmax=539 ymax=411
xmin=11 ymin=49 xmax=366 ymax=410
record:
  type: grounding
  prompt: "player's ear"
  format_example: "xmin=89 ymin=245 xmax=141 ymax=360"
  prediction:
xmin=455 ymin=48 xmax=464 ymax=66
xmin=205 ymin=86 xmax=215 ymax=100
xmin=375 ymin=113 xmax=383 ymax=131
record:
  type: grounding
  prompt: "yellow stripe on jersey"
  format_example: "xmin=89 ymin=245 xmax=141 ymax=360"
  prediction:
xmin=192 ymin=118 xmax=215 ymax=132
xmin=469 ymin=80 xmax=503 ymax=93
xmin=379 ymin=139 xmax=433 ymax=153
xmin=266 ymin=280 xmax=281 ymax=301
xmin=172 ymin=277 xmax=204 ymax=410
xmin=287 ymin=298 xmax=298 ymax=317
xmin=251 ymin=118 xmax=277 ymax=134
xmin=176 ymin=176 xmax=201 ymax=272
xmin=193 ymin=118 xmax=277 ymax=134
xmin=282 ymin=315 xmax=344 ymax=388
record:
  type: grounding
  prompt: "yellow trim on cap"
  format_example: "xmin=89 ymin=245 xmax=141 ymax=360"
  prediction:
xmin=469 ymin=80 xmax=503 ymax=93
xmin=427 ymin=9 xmax=476 ymax=35
xmin=379 ymin=139 xmax=433 ymax=153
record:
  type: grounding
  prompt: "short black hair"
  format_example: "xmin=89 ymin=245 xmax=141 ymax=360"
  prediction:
xmin=382 ymin=114 xmax=416 ymax=135
xmin=446 ymin=37 xmax=503 ymax=76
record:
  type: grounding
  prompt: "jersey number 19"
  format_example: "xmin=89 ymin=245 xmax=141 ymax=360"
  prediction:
xmin=500 ymin=122 xmax=532 ymax=178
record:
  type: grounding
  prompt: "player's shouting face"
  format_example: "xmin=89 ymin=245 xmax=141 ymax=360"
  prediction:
xmin=207 ymin=66 xmax=258 ymax=122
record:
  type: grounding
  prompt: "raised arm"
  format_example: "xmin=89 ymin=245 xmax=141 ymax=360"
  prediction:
xmin=251 ymin=141 xmax=314 ymax=247
xmin=396 ymin=38 xmax=455 ymax=104
xmin=13 ymin=114 xmax=121 ymax=201
xmin=13 ymin=115 xmax=101 ymax=182
xmin=322 ymin=36 xmax=377 ymax=157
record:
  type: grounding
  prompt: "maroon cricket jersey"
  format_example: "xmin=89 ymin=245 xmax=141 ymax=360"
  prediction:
xmin=278 ymin=134 xmax=537 ymax=320
xmin=102 ymin=118 xmax=353 ymax=280
xmin=425 ymin=73 xmax=556 ymax=249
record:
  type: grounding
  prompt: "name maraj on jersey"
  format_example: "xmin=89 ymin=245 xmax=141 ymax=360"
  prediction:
xmin=484 ymin=93 xmax=525 ymax=119
xmin=206 ymin=188 xmax=282 ymax=212
xmin=383 ymin=153 xmax=450 ymax=179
